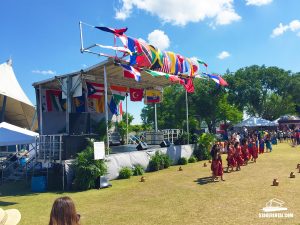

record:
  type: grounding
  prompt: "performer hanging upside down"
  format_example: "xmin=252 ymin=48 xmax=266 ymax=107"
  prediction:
xmin=211 ymin=144 xmax=225 ymax=181
xmin=234 ymin=142 xmax=244 ymax=171
xmin=226 ymin=142 xmax=236 ymax=172
xmin=241 ymin=139 xmax=250 ymax=165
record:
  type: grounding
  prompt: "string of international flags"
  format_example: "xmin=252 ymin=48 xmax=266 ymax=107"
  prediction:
xmin=81 ymin=23 xmax=229 ymax=90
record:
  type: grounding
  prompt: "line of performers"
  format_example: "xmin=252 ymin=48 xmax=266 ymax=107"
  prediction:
xmin=210 ymin=137 xmax=268 ymax=182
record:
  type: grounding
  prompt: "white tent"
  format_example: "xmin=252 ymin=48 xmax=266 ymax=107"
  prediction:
xmin=234 ymin=116 xmax=278 ymax=128
xmin=0 ymin=122 xmax=38 ymax=146
xmin=0 ymin=60 xmax=37 ymax=130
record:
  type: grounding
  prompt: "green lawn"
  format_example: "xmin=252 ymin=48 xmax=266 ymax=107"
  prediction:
xmin=1 ymin=143 xmax=300 ymax=225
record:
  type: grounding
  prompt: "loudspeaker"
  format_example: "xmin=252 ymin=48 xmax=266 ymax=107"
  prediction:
xmin=69 ymin=113 xmax=90 ymax=134
xmin=160 ymin=140 xmax=171 ymax=147
xmin=96 ymin=176 xmax=112 ymax=189
xmin=136 ymin=142 xmax=148 ymax=150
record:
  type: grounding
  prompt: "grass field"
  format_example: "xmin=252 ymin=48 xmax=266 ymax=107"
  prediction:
xmin=1 ymin=143 xmax=300 ymax=225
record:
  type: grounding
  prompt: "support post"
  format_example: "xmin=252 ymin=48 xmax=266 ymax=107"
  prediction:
xmin=104 ymin=66 xmax=110 ymax=154
xmin=38 ymin=86 xmax=43 ymax=135
xmin=185 ymin=90 xmax=189 ymax=144
xmin=126 ymin=94 xmax=128 ymax=144
xmin=66 ymin=76 xmax=72 ymax=134
xmin=154 ymin=104 xmax=158 ymax=132
xmin=0 ymin=95 xmax=7 ymax=122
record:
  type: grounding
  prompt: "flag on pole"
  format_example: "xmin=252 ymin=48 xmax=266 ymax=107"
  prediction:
xmin=129 ymin=88 xmax=144 ymax=101
xmin=180 ymin=78 xmax=195 ymax=93
xmin=86 ymin=81 xmax=104 ymax=98
xmin=121 ymin=64 xmax=141 ymax=82
xmin=109 ymin=97 xmax=118 ymax=115
xmin=197 ymin=59 xmax=208 ymax=68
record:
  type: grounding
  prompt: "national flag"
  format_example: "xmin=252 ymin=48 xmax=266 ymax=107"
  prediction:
xmin=167 ymin=51 xmax=177 ymax=74
xmin=46 ymin=90 xmax=66 ymax=112
xmin=95 ymin=26 xmax=128 ymax=35
xmin=86 ymin=81 xmax=104 ymax=98
xmin=157 ymin=52 xmax=170 ymax=73
xmin=129 ymin=88 xmax=144 ymax=101
xmin=96 ymin=44 xmax=132 ymax=55
xmin=73 ymin=93 xmax=86 ymax=113
xmin=121 ymin=64 xmax=141 ymax=82
xmin=149 ymin=45 xmax=163 ymax=70
xmin=145 ymin=89 xmax=162 ymax=104
xmin=109 ymin=97 xmax=118 ymax=115
xmin=176 ymin=54 xmax=184 ymax=74
xmin=136 ymin=39 xmax=152 ymax=67
xmin=144 ymin=69 xmax=168 ymax=77
xmin=197 ymin=59 xmax=208 ymax=68
xmin=169 ymin=75 xmax=182 ymax=83
xmin=180 ymin=78 xmax=195 ymax=93
xmin=119 ymin=101 xmax=123 ymax=116
xmin=203 ymin=73 xmax=228 ymax=86
xmin=87 ymin=96 xmax=105 ymax=113
xmin=110 ymin=85 xmax=128 ymax=101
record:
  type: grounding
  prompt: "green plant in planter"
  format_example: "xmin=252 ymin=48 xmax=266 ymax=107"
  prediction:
xmin=73 ymin=139 xmax=107 ymax=190
xmin=132 ymin=164 xmax=144 ymax=176
xmin=161 ymin=154 xmax=172 ymax=168
xmin=178 ymin=157 xmax=188 ymax=165
xmin=188 ymin=155 xmax=197 ymax=163
xmin=119 ymin=167 xmax=133 ymax=179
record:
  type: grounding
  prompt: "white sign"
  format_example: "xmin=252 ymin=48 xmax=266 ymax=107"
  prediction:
xmin=94 ymin=142 xmax=105 ymax=160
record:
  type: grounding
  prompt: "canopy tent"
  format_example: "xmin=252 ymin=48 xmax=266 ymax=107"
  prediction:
xmin=0 ymin=122 xmax=39 ymax=146
xmin=0 ymin=60 xmax=37 ymax=130
xmin=234 ymin=117 xmax=278 ymax=128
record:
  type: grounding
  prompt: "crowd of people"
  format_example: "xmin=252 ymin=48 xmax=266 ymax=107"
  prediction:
xmin=210 ymin=128 xmax=300 ymax=182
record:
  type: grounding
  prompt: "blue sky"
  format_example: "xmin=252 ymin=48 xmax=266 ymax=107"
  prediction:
xmin=1 ymin=0 xmax=300 ymax=124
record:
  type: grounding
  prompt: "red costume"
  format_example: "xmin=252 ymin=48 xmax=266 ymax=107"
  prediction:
xmin=234 ymin=146 xmax=244 ymax=166
xmin=241 ymin=144 xmax=250 ymax=161
xmin=252 ymin=141 xmax=258 ymax=159
xmin=227 ymin=146 xmax=237 ymax=167
xmin=211 ymin=156 xmax=223 ymax=176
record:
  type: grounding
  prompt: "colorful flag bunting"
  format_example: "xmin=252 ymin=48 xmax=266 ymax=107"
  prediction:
xmin=129 ymin=88 xmax=144 ymax=101
xmin=121 ymin=64 xmax=141 ymax=82
xmin=203 ymin=73 xmax=228 ymax=86
xmin=95 ymin=26 xmax=128 ymax=35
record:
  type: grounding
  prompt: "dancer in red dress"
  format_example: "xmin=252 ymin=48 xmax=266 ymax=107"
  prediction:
xmin=241 ymin=139 xmax=250 ymax=165
xmin=252 ymin=136 xmax=259 ymax=163
xmin=226 ymin=142 xmax=236 ymax=172
xmin=234 ymin=142 xmax=244 ymax=171
xmin=211 ymin=144 xmax=225 ymax=181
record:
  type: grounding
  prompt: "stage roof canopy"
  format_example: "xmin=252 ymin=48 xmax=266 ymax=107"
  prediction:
xmin=0 ymin=60 xmax=37 ymax=130
xmin=32 ymin=59 xmax=176 ymax=91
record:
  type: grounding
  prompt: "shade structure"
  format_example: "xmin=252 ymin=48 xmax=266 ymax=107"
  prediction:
xmin=0 ymin=60 xmax=37 ymax=130
xmin=234 ymin=116 xmax=278 ymax=128
xmin=0 ymin=122 xmax=38 ymax=146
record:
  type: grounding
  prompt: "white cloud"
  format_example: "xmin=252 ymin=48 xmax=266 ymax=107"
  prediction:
xmin=32 ymin=70 xmax=56 ymax=75
xmin=115 ymin=0 xmax=241 ymax=27
xmin=217 ymin=51 xmax=230 ymax=59
xmin=245 ymin=0 xmax=272 ymax=6
xmin=271 ymin=20 xmax=300 ymax=37
xmin=147 ymin=29 xmax=170 ymax=51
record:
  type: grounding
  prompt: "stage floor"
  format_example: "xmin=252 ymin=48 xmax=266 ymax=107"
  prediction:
xmin=110 ymin=144 xmax=161 ymax=154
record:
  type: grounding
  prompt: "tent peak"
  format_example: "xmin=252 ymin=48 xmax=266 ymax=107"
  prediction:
xmin=6 ymin=58 xmax=12 ymax=66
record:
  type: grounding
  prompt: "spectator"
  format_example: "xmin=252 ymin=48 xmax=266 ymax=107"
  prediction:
xmin=49 ymin=196 xmax=80 ymax=225
xmin=0 ymin=208 xmax=21 ymax=225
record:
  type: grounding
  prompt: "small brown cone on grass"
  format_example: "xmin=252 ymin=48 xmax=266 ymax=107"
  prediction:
xmin=290 ymin=172 xmax=295 ymax=178
xmin=140 ymin=176 xmax=146 ymax=182
xmin=208 ymin=160 xmax=212 ymax=163
xmin=297 ymin=164 xmax=300 ymax=169
xmin=273 ymin=179 xmax=279 ymax=186
xmin=298 ymin=167 xmax=300 ymax=173
xmin=203 ymin=163 xmax=207 ymax=167
xmin=178 ymin=166 xmax=183 ymax=171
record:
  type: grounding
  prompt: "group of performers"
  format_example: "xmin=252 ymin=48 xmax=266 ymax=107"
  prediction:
xmin=210 ymin=134 xmax=271 ymax=181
